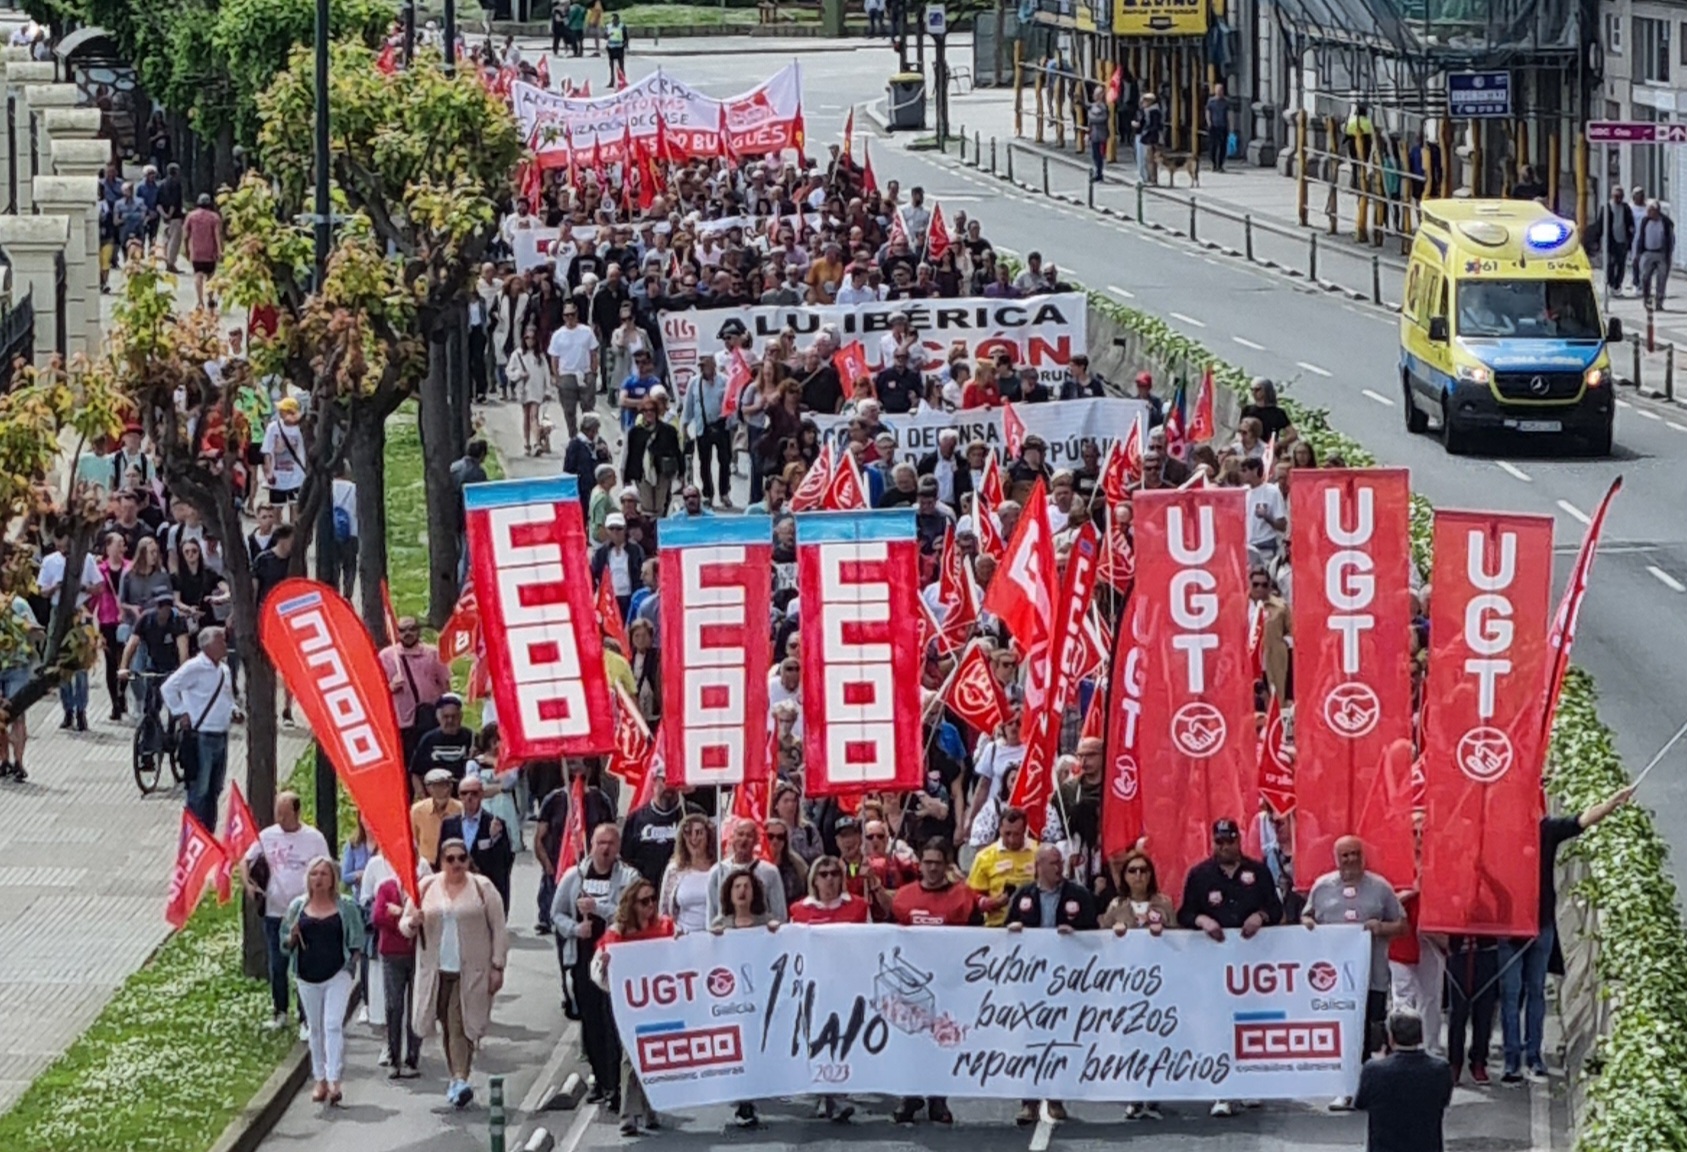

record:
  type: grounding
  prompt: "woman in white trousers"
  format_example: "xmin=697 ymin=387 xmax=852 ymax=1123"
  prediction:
xmin=283 ymin=857 xmax=367 ymax=1104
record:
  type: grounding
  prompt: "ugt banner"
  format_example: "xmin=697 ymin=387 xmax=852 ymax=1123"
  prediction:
xmin=658 ymin=517 xmax=773 ymax=788
xmin=1132 ymin=488 xmax=1253 ymax=902
xmin=1100 ymin=595 xmax=1147 ymax=860
xmin=608 ymin=924 xmax=1371 ymax=1109
xmin=660 ymin=294 xmax=1088 ymax=396
xmin=464 ymin=477 xmax=614 ymax=761
xmin=1287 ymin=469 xmax=1415 ymax=890
xmin=259 ymin=578 xmax=420 ymax=904
xmin=1420 ymin=511 xmax=1554 ymax=936
xmin=796 ymin=510 xmax=924 ymax=797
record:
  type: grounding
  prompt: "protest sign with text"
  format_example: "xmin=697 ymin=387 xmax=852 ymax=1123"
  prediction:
xmin=811 ymin=397 xmax=1154 ymax=473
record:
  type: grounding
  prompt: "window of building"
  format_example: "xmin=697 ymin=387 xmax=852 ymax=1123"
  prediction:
xmin=1607 ymin=12 xmax=1623 ymax=54
xmin=1636 ymin=16 xmax=1671 ymax=84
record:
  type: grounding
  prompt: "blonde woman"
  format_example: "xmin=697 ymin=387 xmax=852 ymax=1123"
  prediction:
xmin=591 ymin=878 xmax=675 ymax=1136
xmin=401 ymin=837 xmax=509 ymax=1110
xmin=658 ymin=813 xmax=716 ymax=934
xmin=281 ymin=856 xmax=365 ymax=1105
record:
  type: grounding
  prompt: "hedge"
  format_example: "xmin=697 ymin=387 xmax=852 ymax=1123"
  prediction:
xmin=1084 ymin=288 xmax=1687 ymax=1152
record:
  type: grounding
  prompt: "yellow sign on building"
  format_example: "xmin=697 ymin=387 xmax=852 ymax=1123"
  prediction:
xmin=1113 ymin=0 xmax=1207 ymax=36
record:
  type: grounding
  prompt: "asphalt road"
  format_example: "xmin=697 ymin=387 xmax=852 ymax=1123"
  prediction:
xmin=533 ymin=40 xmax=1600 ymax=1150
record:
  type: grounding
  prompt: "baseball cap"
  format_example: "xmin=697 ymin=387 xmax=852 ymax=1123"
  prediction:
xmin=1134 ymin=371 xmax=1153 ymax=387
xmin=277 ymin=397 xmax=301 ymax=415
xmin=1212 ymin=818 xmax=1241 ymax=840
xmin=834 ymin=816 xmax=862 ymax=836
xmin=605 ymin=513 xmax=627 ymax=529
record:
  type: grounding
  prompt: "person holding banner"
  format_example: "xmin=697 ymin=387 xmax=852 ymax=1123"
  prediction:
xmin=554 ymin=824 xmax=642 ymax=1111
xmin=890 ymin=839 xmax=981 ymax=1125
xmin=589 ymin=878 xmax=675 ymax=1137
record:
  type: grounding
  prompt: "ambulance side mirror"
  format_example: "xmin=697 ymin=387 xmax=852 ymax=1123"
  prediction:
xmin=1607 ymin=318 xmax=1624 ymax=344
xmin=1427 ymin=316 xmax=1449 ymax=343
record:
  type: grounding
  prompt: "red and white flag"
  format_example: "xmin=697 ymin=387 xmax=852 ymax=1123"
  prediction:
xmin=822 ymin=450 xmax=868 ymax=511
xmin=1100 ymin=434 xmax=1136 ymax=508
xmin=166 ymin=810 xmax=227 ymax=929
xmin=797 ymin=510 xmax=925 ymax=796
xmin=982 ymin=480 xmax=1057 ymax=655
xmin=790 ymin=442 xmax=833 ymax=513
xmin=214 ymin=782 xmax=260 ymax=905
xmin=942 ymin=640 xmax=1008 ymax=735
xmin=861 ymin=137 xmax=878 ymax=195
xmin=596 ymin=573 xmax=632 ymax=659
xmin=974 ymin=503 xmax=1006 ymax=563
xmin=978 ymin=451 xmax=1006 ymax=512
xmin=658 ymin=518 xmax=774 ymax=788
xmin=936 ymin=524 xmax=967 ymax=608
xmin=722 ymin=348 xmax=753 ymax=419
xmin=1188 ymin=366 xmax=1216 ymax=444
xmin=1099 ymin=519 xmax=1134 ymax=594
xmin=842 ymin=107 xmax=855 ymax=161
xmin=1420 ymin=510 xmax=1554 ymax=935
xmin=1538 ymin=476 xmax=1621 ymax=759
xmin=888 ymin=207 xmax=910 ymax=249
xmin=535 ymin=54 xmax=550 ymax=88
xmin=1257 ymin=695 xmax=1295 ymax=817
xmin=1002 ymin=402 xmax=1027 ymax=460
xmin=926 ymin=202 xmax=952 ymax=261
xmin=935 ymin=566 xmax=979 ymax=652
xmin=1288 ymin=468 xmax=1416 ymax=889
xmin=1101 ymin=597 xmax=1147 ymax=860
xmin=832 ymin=342 xmax=870 ymax=388
xmin=555 ymin=772 xmax=588 ymax=879
xmin=1132 ymin=487 xmax=1254 ymax=903
xmin=606 ymin=683 xmax=654 ymax=796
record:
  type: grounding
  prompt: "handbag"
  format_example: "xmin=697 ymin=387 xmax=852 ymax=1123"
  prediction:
xmin=399 ymin=655 xmax=438 ymax=734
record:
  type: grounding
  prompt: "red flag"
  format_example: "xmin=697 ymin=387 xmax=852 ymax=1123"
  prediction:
xmin=1164 ymin=394 xmax=1187 ymax=463
xmin=1080 ymin=680 xmax=1106 ymax=743
xmin=926 ymin=201 xmax=952 ymax=261
xmin=1262 ymin=433 xmax=1278 ymax=479
xmin=1011 ymin=524 xmax=1101 ymax=836
xmin=166 ymin=810 xmax=227 ymax=929
xmin=861 ymin=137 xmax=878 ymax=195
xmin=935 ymin=567 xmax=978 ymax=652
xmin=791 ymin=101 xmax=808 ymax=166
xmin=978 ymin=452 xmax=1006 ymax=512
xmin=615 ymin=65 xmax=628 ymax=91
xmin=638 ymin=145 xmax=664 ymax=214
xmin=577 ymin=78 xmax=592 ymax=97
xmin=1538 ymin=476 xmax=1621 ymax=760
xmin=1106 ymin=64 xmax=1123 ymax=106
xmin=659 ymin=517 xmax=774 ymax=788
xmin=982 ymin=479 xmax=1057 ymax=654
xmin=1101 ymin=597 xmax=1146 ymax=860
xmin=1075 ymin=603 xmax=1111 ymax=682
xmin=596 ymin=570 xmax=632 ymax=660
xmin=798 ymin=509 xmax=925 ymax=796
xmin=974 ymin=501 xmax=1006 ymax=564
xmin=1247 ymin=599 xmax=1266 ymax=684
xmin=832 ymin=342 xmax=870 ymax=389
xmin=1188 ymin=366 xmax=1216 ymax=444
xmin=716 ymin=103 xmax=734 ymax=169
xmin=1002 ymin=401 xmax=1027 ymax=460
xmin=790 ymin=442 xmax=832 ymax=513
xmin=842 ymin=107 xmax=855 ymax=161
xmin=260 ymin=578 xmax=421 ymax=906
xmin=214 ymin=781 xmax=260 ymax=905
xmin=1132 ymin=488 xmax=1254 ymax=903
xmin=606 ymin=683 xmax=654 ymax=795
xmin=555 ymin=772 xmax=588 ymax=879
xmin=375 ymin=43 xmax=397 ymax=75
xmin=937 ymin=524 xmax=966 ymax=607
xmin=565 ymin=125 xmax=580 ymax=190
xmin=464 ymin=477 xmax=614 ymax=761
xmin=437 ymin=582 xmax=480 ymax=664
xmin=588 ymin=133 xmax=604 ymax=186
xmin=1100 ymin=436 xmax=1134 ymax=508
xmin=822 ymin=450 xmax=868 ymax=511
xmin=1257 ymin=695 xmax=1295 ymax=817
xmin=653 ymin=106 xmax=674 ymax=164
xmin=519 ymin=161 xmax=544 ymax=215
xmin=942 ymin=640 xmax=1007 ymax=735
xmin=632 ymin=733 xmax=664 ymax=810
xmin=1288 ymin=469 xmax=1416 ymax=889
xmin=536 ymin=54 xmax=550 ymax=88
xmin=1099 ymin=519 xmax=1134 ymax=594
xmin=1420 ymin=511 xmax=1554 ymax=935
xmin=888 ymin=206 xmax=911 ymax=249
xmin=722 ymin=349 xmax=753 ymax=420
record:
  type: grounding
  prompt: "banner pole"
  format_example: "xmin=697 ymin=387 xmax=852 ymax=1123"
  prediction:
xmin=1632 ymin=717 xmax=1687 ymax=790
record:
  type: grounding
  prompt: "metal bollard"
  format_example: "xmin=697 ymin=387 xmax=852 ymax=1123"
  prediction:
xmin=1372 ymin=255 xmax=1382 ymax=305
xmin=991 ymin=137 xmax=998 ymax=175
xmin=1632 ymin=335 xmax=1643 ymax=392
xmin=1669 ymin=343 xmax=1677 ymax=401
xmin=1136 ymin=182 xmax=1145 ymax=225
xmin=1042 ymin=155 xmax=1050 ymax=196
xmin=490 ymin=1075 xmax=506 ymax=1152
xmin=1309 ymin=233 xmax=1319 ymax=282
xmin=1244 ymin=214 xmax=1254 ymax=262
xmin=1188 ymin=198 xmax=1197 ymax=243
xmin=958 ymin=129 xmax=965 ymax=161
xmin=975 ymin=131 xmax=981 ymax=167
xmin=1087 ymin=176 xmax=1095 ymax=209
xmin=1007 ymin=144 xmax=1014 ymax=183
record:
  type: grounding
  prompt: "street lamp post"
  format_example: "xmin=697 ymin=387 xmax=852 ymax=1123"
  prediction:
xmin=444 ymin=0 xmax=457 ymax=74
xmin=402 ymin=0 xmax=416 ymax=67
xmin=311 ymin=0 xmax=340 ymax=853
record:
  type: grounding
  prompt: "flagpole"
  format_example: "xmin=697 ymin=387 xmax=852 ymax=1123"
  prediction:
xmin=1632 ymin=718 xmax=1687 ymax=790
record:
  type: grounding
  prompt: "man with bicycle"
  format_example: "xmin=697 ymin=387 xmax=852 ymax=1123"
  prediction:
xmin=161 ymin=626 xmax=236 ymax=833
xmin=118 ymin=592 xmax=189 ymax=718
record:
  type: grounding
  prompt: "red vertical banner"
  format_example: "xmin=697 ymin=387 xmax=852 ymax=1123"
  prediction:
xmin=658 ymin=517 xmax=773 ymax=788
xmin=1132 ymin=488 xmax=1253 ymax=902
xmin=797 ymin=510 xmax=925 ymax=797
xmin=166 ymin=810 xmax=226 ymax=929
xmin=464 ymin=476 xmax=614 ymax=761
xmin=1287 ymin=468 xmax=1416 ymax=889
xmin=1420 ymin=511 xmax=1554 ymax=936
xmin=260 ymin=578 xmax=422 ymax=906
xmin=1100 ymin=596 xmax=1147 ymax=861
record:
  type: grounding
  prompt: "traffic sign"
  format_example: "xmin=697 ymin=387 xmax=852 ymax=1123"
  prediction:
xmin=1585 ymin=120 xmax=1687 ymax=144
xmin=924 ymin=3 xmax=947 ymax=35
xmin=1448 ymin=72 xmax=1512 ymax=119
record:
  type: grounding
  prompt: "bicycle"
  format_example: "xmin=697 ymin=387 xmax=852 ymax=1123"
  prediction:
xmin=127 ymin=671 xmax=183 ymax=796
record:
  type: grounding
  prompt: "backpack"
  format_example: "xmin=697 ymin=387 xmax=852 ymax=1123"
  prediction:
xmin=332 ymin=504 xmax=352 ymax=543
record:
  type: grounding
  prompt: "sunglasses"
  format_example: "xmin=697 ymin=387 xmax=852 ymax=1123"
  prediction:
xmin=814 ymin=868 xmax=842 ymax=878
xmin=443 ymin=853 xmax=468 ymax=864
xmin=1125 ymin=864 xmax=1151 ymax=874
xmin=1213 ymin=835 xmax=1239 ymax=845
xmin=768 ymin=833 xmax=788 ymax=841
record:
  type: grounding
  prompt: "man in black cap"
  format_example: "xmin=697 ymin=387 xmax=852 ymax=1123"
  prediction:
xmin=1178 ymin=817 xmax=1283 ymax=1118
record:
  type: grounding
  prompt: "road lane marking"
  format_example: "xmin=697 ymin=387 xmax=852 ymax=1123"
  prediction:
xmin=1496 ymin=461 xmax=1532 ymax=483
xmin=1648 ymin=566 xmax=1687 ymax=593
xmin=1169 ymin=311 xmax=1207 ymax=328
xmin=1297 ymin=361 xmax=1332 ymax=377
xmin=1232 ymin=336 xmax=1266 ymax=350
xmin=1029 ymin=1102 xmax=1055 ymax=1152
xmin=1106 ymin=284 xmax=1136 ymax=299
xmin=1636 ymin=407 xmax=1663 ymax=420
xmin=1360 ymin=389 xmax=1395 ymax=407
xmin=1557 ymin=500 xmax=1592 ymax=525
xmin=1616 ymin=398 xmax=1632 ymax=408
xmin=1669 ymin=421 xmax=1687 ymax=432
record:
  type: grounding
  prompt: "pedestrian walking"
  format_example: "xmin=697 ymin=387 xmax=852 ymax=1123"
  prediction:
xmin=244 ymin=792 xmax=331 ymax=1037
xmin=371 ymin=868 xmax=424 ymax=1076
xmin=554 ymin=824 xmax=643 ymax=1111
xmin=182 ymin=193 xmax=222 ymax=310
xmin=1087 ymin=92 xmax=1108 ymax=182
xmin=1636 ymin=200 xmax=1674 ymax=310
xmin=1353 ymin=1010 xmax=1453 ymax=1152
xmin=1205 ymin=82 xmax=1230 ymax=173
xmin=282 ymin=857 xmax=365 ymax=1106
xmin=160 ymin=625 xmax=234 ymax=833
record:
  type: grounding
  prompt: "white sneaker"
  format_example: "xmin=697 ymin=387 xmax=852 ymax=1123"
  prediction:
xmin=1329 ymin=1095 xmax=1354 ymax=1112
xmin=298 ymin=1021 xmax=311 ymax=1042
xmin=1123 ymin=1103 xmax=1143 ymax=1120
xmin=358 ymin=1006 xmax=370 ymax=1025
xmin=264 ymin=1013 xmax=287 ymax=1032
xmin=378 ymin=1050 xmax=392 ymax=1067
xmin=1210 ymin=1101 xmax=1235 ymax=1117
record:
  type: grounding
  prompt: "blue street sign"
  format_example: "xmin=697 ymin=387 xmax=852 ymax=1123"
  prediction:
xmin=1448 ymin=72 xmax=1512 ymax=120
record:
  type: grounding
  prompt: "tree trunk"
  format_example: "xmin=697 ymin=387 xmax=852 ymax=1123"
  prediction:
xmin=212 ymin=122 xmax=237 ymax=192
xmin=421 ymin=328 xmax=461 ymax=628
xmin=348 ymin=407 xmax=391 ymax=642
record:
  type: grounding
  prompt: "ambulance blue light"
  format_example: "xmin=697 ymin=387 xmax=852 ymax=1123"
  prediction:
xmin=1524 ymin=219 xmax=1573 ymax=250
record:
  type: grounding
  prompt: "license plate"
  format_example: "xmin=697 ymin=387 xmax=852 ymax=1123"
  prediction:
xmin=1515 ymin=420 xmax=1562 ymax=433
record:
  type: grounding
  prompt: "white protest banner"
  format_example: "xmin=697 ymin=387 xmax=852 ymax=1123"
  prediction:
xmin=609 ymin=924 xmax=1370 ymax=1109
xmin=809 ymin=397 xmax=1153 ymax=471
xmin=513 ymin=64 xmax=804 ymax=166
xmin=659 ymin=293 xmax=1087 ymax=397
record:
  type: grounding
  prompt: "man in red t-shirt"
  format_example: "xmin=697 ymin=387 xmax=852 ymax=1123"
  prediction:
xmin=890 ymin=839 xmax=981 ymax=1127
xmin=837 ymin=818 xmax=894 ymax=921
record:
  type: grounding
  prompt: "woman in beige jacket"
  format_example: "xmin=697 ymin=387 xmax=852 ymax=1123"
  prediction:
xmin=401 ymin=837 xmax=509 ymax=1110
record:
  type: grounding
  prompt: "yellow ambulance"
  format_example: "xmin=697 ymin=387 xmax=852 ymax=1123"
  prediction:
xmin=1399 ymin=199 xmax=1621 ymax=456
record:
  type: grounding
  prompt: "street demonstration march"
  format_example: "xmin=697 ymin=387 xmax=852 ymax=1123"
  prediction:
xmin=25 ymin=11 xmax=1665 ymax=1152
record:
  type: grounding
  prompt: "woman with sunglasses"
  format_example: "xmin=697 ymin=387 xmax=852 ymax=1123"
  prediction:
xmin=762 ymin=817 xmax=810 ymax=910
xmin=281 ymin=857 xmax=366 ymax=1106
xmin=658 ymin=813 xmax=716 ymax=935
xmin=710 ymin=869 xmax=781 ymax=1128
xmin=770 ymin=782 xmax=823 ymax=862
xmin=789 ymin=855 xmax=869 ymax=925
xmin=401 ymin=836 xmax=510 ymax=1110
xmin=590 ymin=879 xmax=674 ymax=1137
xmin=1100 ymin=850 xmax=1176 ymax=1121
